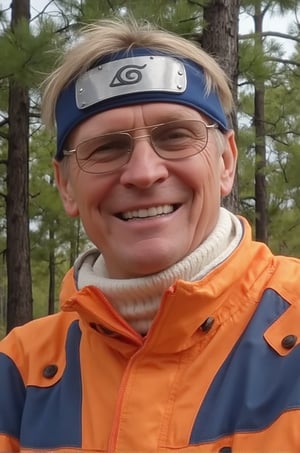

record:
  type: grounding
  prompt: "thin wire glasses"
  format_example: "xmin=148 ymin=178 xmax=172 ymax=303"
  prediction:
xmin=63 ymin=119 xmax=219 ymax=174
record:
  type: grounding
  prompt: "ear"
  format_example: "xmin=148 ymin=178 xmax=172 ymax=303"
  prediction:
xmin=220 ymin=130 xmax=238 ymax=197
xmin=53 ymin=160 xmax=79 ymax=218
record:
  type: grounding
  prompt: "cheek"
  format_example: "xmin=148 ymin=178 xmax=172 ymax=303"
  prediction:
xmin=184 ymin=150 xmax=222 ymax=195
xmin=71 ymin=173 xmax=119 ymax=214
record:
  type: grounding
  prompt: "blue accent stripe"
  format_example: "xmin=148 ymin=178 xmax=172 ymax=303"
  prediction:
xmin=190 ymin=289 xmax=300 ymax=444
xmin=20 ymin=320 xmax=82 ymax=449
xmin=0 ymin=353 xmax=25 ymax=439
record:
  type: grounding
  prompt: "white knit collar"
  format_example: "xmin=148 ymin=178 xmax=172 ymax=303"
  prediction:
xmin=75 ymin=208 xmax=243 ymax=334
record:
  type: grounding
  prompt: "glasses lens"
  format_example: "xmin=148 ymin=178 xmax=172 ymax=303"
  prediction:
xmin=72 ymin=120 xmax=212 ymax=174
xmin=76 ymin=133 xmax=131 ymax=173
xmin=152 ymin=120 xmax=208 ymax=159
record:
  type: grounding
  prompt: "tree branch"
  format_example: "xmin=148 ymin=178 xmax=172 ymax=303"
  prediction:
xmin=240 ymin=31 xmax=300 ymax=43
xmin=266 ymin=56 xmax=300 ymax=67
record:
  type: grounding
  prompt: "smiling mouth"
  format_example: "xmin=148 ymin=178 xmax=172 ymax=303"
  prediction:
xmin=117 ymin=204 xmax=179 ymax=221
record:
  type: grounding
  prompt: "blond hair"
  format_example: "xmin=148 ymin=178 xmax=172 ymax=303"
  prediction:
xmin=41 ymin=18 xmax=233 ymax=132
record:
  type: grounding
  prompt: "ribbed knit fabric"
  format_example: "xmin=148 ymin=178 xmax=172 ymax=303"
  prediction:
xmin=76 ymin=208 xmax=243 ymax=334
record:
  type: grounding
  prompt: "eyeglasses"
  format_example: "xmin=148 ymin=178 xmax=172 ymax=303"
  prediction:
xmin=63 ymin=119 xmax=219 ymax=174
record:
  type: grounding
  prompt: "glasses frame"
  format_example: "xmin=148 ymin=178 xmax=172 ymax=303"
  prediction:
xmin=63 ymin=119 xmax=219 ymax=175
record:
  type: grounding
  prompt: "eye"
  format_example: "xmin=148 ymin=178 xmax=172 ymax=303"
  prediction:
xmin=154 ymin=125 xmax=195 ymax=150
xmin=79 ymin=134 xmax=130 ymax=161
xmin=164 ymin=127 xmax=194 ymax=140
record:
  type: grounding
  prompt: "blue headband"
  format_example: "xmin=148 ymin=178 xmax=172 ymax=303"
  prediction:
xmin=55 ymin=48 xmax=229 ymax=160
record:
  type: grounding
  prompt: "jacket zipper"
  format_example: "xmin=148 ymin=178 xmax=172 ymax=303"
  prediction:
xmin=107 ymin=353 xmax=138 ymax=453
xmin=107 ymin=288 xmax=175 ymax=452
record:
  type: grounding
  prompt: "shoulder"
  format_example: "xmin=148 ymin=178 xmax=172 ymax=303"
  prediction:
xmin=0 ymin=311 xmax=79 ymax=385
xmin=269 ymin=254 xmax=300 ymax=300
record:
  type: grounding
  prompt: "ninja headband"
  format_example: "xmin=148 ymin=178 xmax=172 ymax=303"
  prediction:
xmin=55 ymin=48 xmax=229 ymax=160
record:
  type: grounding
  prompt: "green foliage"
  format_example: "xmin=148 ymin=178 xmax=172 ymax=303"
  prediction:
xmin=240 ymin=0 xmax=299 ymax=15
xmin=0 ymin=0 xmax=300 ymax=328
xmin=239 ymin=40 xmax=274 ymax=84
xmin=237 ymin=0 xmax=300 ymax=253
xmin=28 ymin=129 xmax=89 ymax=316
xmin=0 ymin=19 xmax=63 ymax=87
xmin=76 ymin=0 xmax=201 ymax=35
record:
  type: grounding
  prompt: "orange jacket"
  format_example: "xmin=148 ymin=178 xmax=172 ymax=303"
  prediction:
xmin=1 ymin=218 xmax=300 ymax=453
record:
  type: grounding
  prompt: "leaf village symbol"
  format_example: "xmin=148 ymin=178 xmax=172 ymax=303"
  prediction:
xmin=109 ymin=64 xmax=147 ymax=87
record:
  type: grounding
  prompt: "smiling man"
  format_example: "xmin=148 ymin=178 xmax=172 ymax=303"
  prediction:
xmin=1 ymin=18 xmax=300 ymax=453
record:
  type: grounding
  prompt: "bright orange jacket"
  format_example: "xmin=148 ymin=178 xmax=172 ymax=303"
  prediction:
xmin=1 ymin=218 xmax=300 ymax=453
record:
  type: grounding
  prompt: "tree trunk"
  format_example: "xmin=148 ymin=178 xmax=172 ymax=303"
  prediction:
xmin=254 ymin=3 xmax=268 ymax=244
xmin=6 ymin=0 xmax=33 ymax=332
xmin=202 ymin=0 xmax=239 ymax=213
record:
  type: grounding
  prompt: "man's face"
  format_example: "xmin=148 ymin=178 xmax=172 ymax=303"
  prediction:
xmin=55 ymin=103 xmax=237 ymax=278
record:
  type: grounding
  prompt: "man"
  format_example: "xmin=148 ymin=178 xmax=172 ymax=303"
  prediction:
xmin=1 ymin=18 xmax=300 ymax=453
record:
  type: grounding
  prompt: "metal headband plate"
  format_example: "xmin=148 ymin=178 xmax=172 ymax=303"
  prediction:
xmin=75 ymin=55 xmax=187 ymax=109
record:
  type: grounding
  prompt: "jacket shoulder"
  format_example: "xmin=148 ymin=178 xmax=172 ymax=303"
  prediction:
xmin=270 ymin=255 xmax=300 ymax=300
xmin=0 ymin=311 xmax=79 ymax=385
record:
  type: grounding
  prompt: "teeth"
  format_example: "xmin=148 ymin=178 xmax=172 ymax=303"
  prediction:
xmin=122 ymin=204 xmax=174 ymax=220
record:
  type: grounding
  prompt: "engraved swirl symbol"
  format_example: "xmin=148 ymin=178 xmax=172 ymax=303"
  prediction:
xmin=110 ymin=64 xmax=147 ymax=87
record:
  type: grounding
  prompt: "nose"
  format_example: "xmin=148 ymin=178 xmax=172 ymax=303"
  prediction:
xmin=119 ymin=136 xmax=169 ymax=189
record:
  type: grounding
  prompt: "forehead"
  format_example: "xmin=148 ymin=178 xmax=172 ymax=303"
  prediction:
xmin=68 ymin=103 xmax=207 ymax=142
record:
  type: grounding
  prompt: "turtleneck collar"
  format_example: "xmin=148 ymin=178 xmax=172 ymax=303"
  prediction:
xmin=75 ymin=208 xmax=243 ymax=334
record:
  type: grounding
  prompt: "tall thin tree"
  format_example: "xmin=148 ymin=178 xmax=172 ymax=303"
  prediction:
xmin=253 ymin=1 xmax=268 ymax=243
xmin=202 ymin=0 xmax=240 ymax=213
xmin=6 ymin=0 xmax=32 ymax=332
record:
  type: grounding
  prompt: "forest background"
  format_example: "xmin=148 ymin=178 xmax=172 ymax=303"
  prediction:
xmin=0 ymin=0 xmax=299 ymax=338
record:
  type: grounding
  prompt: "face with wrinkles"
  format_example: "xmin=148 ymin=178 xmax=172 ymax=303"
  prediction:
xmin=54 ymin=103 xmax=237 ymax=278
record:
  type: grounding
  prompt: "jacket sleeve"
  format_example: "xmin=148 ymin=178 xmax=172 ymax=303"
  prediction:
xmin=0 ymin=333 xmax=25 ymax=453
